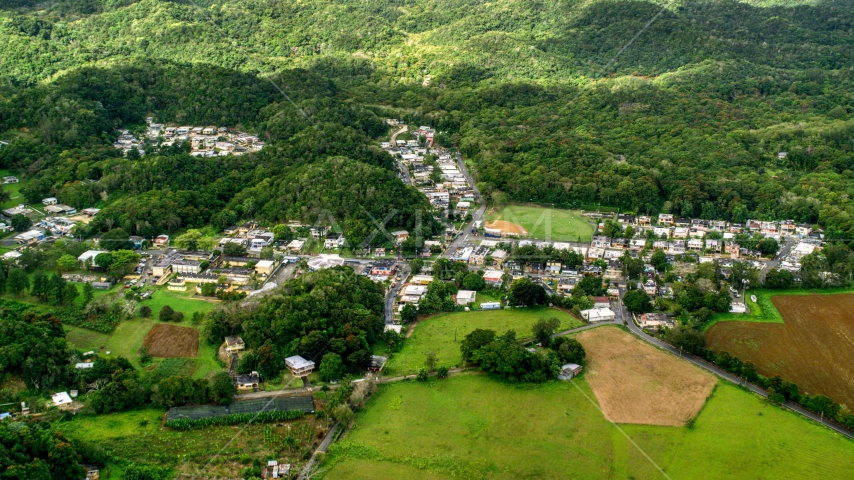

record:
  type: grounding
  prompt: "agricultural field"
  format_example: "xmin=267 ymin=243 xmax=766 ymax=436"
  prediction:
xmin=706 ymin=293 xmax=854 ymax=407
xmin=577 ymin=327 xmax=716 ymax=426
xmin=143 ymin=323 xmax=200 ymax=358
xmin=65 ymin=318 xmax=223 ymax=378
xmin=485 ymin=205 xmax=594 ymax=242
xmin=320 ymin=374 xmax=854 ymax=479
xmin=53 ymin=405 xmax=328 ymax=479
xmin=383 ymin=307 xmax=582 ymax=376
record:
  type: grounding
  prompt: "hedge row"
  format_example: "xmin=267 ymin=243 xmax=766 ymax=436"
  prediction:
xmin=165 ymin=409 xmax=304 ymax=430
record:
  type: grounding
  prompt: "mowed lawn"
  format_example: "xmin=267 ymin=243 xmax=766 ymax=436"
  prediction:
xmin=320 ymin=375 xmax=854 ymax=479
xmin=486 ymin=205 xmax=593 ymax=242
xmin=383 ymin=307 xmax=582 ymax=376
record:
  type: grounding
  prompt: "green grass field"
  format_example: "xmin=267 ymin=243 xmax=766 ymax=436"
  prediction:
xmin=486 ymin=205 xmax=594 ymax=242
xmin=320 ymin=375 xmax=854 ymax=479
xmin=138 ymin=287 xmax=217 ymax=320
xmin=65 ymin=315 xmax=223 ymax=378
xmin=54 ymin=406 xmax=326 ymax=479
xmin=705 ymin=287 xmax=854 ymax=331
xmin=383 ymin=307 xmax=582 ymax=376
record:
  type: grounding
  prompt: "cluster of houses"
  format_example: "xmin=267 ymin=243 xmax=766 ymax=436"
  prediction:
xmin=112 ymin=118 xmax=265 ymax=158
xmin=380 ymin=126 xmax=477 ymax=218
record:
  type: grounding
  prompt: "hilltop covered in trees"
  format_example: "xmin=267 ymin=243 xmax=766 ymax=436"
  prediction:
xmin=2 ymin=0 xmax=854 ymax=237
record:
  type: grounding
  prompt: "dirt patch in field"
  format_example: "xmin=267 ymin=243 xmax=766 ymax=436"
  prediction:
xmin=577 ymin=327 xmax=716 ymax=426
xmin=142 ymin=323 xmax=199 ymax=358
xmin=485 ymin=220 xmax=528 ymax=236
xmin=706 ymin=293 xmax=854 ymax=406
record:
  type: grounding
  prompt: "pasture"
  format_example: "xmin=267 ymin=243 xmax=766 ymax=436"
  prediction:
xmin=706 ymin=292 xmax=854 ymax=407
xmin=578 ymin=326 xmax=716 ymax=426
xmin=485 ymin=205 xmax=593 ymax=242
xmin=320 ymin=375 xmax=854 ymax=479
xmin=383 ymin=307 xmax=583 ymax=376
xmin=143 ymin=323 xmax=200 ymax=357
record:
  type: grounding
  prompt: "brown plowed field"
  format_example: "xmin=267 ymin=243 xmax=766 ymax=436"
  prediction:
xmin=485 ymin=220 xmax=527 ymax=236
xmin=577 ymin=327 xmax=716 ymax=426
xmin=142 ymin=323 xmax=199 ymax=358
xmin=706 ymin=293 xmax=854 ymax=406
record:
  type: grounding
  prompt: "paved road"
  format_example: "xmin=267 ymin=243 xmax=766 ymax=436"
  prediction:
xmin=384 ymin=262 xmax=410 ymax=324
xmin=389 ymin=125 xmax=412 ymax=185
xmin=298 ymin=422 xmax=340 ymax=480
xmin=760 ymin=236 xmax=795 ymax=282
xmin=443 ymin=150 xmax=486 ymax=258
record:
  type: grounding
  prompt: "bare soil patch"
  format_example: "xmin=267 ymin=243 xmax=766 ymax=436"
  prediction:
xmin=706 ymin=293 xmax=854 ymax=406
xmin=577 ymin=327 xmax=716 ymax=426
xmin=142 ymin=323 xmax=199 ymax=358
xmin=485 ymin=220 xmax=527 ymax=236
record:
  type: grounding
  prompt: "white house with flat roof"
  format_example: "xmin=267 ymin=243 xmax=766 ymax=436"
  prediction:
xmin=285 ymin=355 xmax=315 ymax=377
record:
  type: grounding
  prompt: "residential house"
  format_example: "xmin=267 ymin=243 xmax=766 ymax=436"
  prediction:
xmin=491 ymin=249 xmax=508 ymax=266
xmin=286 ymin=239 xmax=305 ymax=253
xmin=255 ymin=260 xmax=275 ymax=276
xmin=410 ymin=274 xmax=434 ymax=285
xmin=581 ymin=307 xmax=616 ymax=322
xmin=15 ymin=230 xmax=44 ymax=245
xmin=2 ymin=176 xmax=18 ymax=184
xmin=468 ymin=246 xmax=489 ymax=266
xmin=225 ymin=336 xmax=245 ymax=355
xmin=371 ymin=260 xmax=395 ymax=276
xmin=761 ymin=221 xmax=778 ymax=234
xmin=154 ymin=235 xmax=170 ymax=246
xmin=669 ymin=240 xmax=686 ymax=254
xmin=42 ymin=197 xmax=58 ymax=206
xmin=709 ymin=220 xmax=727 ymax=231
xmin=629 ymin=239 xmax=646 ymax=250
xmin=324 ymin=232 xmax=345 ymax=249
xmin=796 ymin=224 xmax=812 ymax=236
xmin=725 ymin=242 xmax=740 ymax=258
xmin=285 ymin=356 xmax=315 ymax=377
xmin=483 ymin=269 xmax=504 ymax=287
xmin=653 ymin=227 xmax=670 ymax=238
xmin=592 ymin=296 xmax=610 ymax=309
xmin=525 ymin=262 xmax=545 ymax=274
xmin=617 ymin=214 xmax=636 ymax=224
xmin=546 ymin=260 xmax=562 ymax=274
xmin=638 ymin=216 xmax=652 ymax=227
xmin=236 ymin=372 xmax=260 ymax=390
xmin=456 ymin=290 xmax=477 ymax=305
xmin=368 ymin=356 xmax=387 ymax=373
xmin=557 ymin=363 xmax=582 ymax=380
xmin=687 ymin=238 xmax=704 ymax=251
xmin=639 ymin=313 xmax=673 ymax=330
xmin=780 ymin=220 xmax=796 ymax=235
xmin=674 ymin=218 xmax=690 ymax=227
xmin=50 ymin=392 xmax=73 ymax=411
xmin=746 ymin=219 xmax=762 ymax=231
xmin=706 ymin=239 xmax=722 ymax=253
xmin=641 ymin=280 xmax=657 ymax=296
xmin=391 ymin=230 xmax=410 ymax=243
xmin=658 ymin=214 xmax=674 ymax=225
xmin=672 ymin=227 xmax=689 ymax=239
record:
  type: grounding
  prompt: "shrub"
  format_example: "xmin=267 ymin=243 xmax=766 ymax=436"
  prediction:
xmin=159 ymin=305 xmax=175 ymax=322
xmin=139 ymin=305 xmax=152 ymax=318
xmin=437 ymin=366 xmax=449 ymax=379
xmin=416 ymin=368 xmax=428 ymax=381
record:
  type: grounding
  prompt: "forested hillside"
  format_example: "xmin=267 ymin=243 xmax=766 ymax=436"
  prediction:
xmin=2 ymin=0 xmax=854 ymax=236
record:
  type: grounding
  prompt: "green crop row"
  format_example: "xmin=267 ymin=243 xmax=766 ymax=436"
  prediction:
xmin=165 ymin=409 xmax=305 ymax=430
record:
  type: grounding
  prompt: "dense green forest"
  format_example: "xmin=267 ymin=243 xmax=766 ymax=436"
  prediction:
xmin=2 ymin=0 xmax=854 ymax=236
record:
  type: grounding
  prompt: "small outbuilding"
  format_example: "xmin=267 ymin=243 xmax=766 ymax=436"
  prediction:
xmin=557 ymin=363 xmax=582 ymax=380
